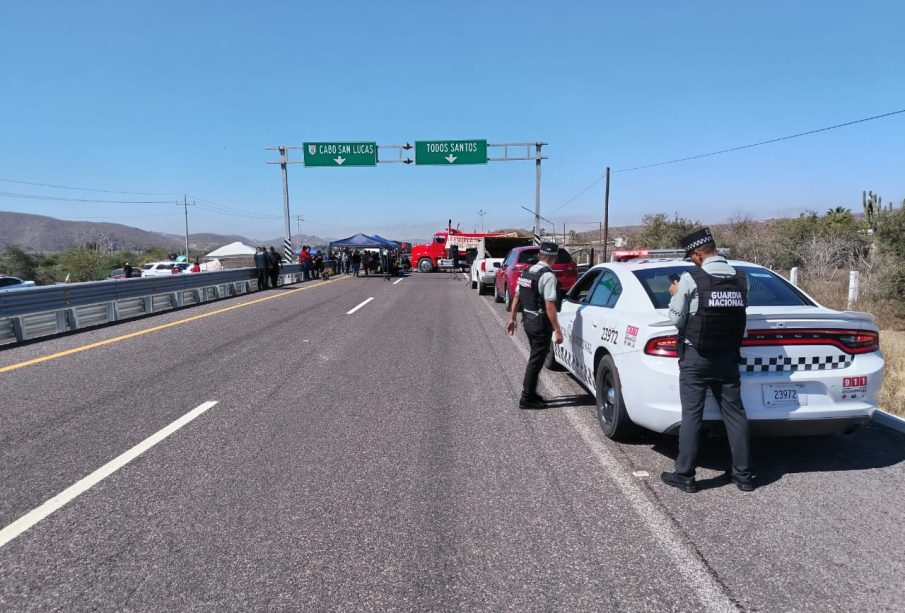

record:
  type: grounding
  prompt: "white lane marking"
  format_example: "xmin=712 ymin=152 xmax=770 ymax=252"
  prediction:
xmin=346 ymin=297 xmax=374 ymax=314
xmin=392 ymin=278 xmax=404 ymax=285
xmin=0 ymin=400 xmax=218 ymax=549
xmin=476 ymin=296 xmax=737 ymax=612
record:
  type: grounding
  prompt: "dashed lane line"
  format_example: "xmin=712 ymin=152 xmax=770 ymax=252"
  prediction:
xmin=0 ymin=277 xmax=346 ymax=375
xmin=392 ymin=278 xmax=404 ymax=285
xmin=0 ymin=400 xmax=219 ymax=549
xmin=346 ymin=297 xmax=375 ymax=314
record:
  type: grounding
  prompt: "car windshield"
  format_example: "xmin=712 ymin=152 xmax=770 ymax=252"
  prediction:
xmin=633 ymin=265 xmax=815 ymax=309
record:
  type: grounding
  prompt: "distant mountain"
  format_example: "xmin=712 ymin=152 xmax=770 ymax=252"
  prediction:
xmin=0 ymin=211 xmax=329 ymax=253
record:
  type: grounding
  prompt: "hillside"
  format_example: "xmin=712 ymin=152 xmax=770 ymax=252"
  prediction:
xmin=0 ymin=211 xmax=328 ymax=253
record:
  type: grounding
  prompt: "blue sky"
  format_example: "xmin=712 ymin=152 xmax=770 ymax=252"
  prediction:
xmin=1 ymin=1 xmax=903 ymax=243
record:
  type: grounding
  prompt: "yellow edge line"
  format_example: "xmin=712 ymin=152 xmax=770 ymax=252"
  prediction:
xmin=0 ymin=276 xmax=346 ymax=374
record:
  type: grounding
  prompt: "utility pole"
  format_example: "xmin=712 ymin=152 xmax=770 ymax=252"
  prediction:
xmin=295 ymin=215 xmax=304 ymax=246
xmin=603 ymin=166 xmax=610 ymax=262
xmin=478 ymin=209 xmax=486 ymax=232
xmin=181 ymin=195 xmax=194 ymax=260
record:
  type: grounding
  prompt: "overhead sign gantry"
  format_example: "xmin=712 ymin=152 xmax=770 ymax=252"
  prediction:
xmin=267 ymin=140 xmax=547 ymax=261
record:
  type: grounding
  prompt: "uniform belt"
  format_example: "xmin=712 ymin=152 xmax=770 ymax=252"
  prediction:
xmin=523 ymin=309 xmax=543 ymax=316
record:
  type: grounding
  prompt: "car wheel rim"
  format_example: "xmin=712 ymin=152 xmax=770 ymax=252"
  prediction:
xmin=598 ymin=373 xmax=616 ymax=424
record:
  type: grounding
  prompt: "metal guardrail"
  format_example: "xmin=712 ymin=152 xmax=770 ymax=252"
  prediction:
xmin=0 ymin=264 xmax=304 ymax=345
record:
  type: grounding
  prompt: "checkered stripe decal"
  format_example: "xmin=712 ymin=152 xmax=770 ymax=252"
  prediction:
xmin=740 ymin=354 xmax=852 ymax=373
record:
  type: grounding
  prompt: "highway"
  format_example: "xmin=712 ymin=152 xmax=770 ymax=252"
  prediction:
xmin=1 ymin=273 xmax=903 ymax=611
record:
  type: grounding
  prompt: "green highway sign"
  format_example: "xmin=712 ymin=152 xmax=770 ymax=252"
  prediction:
xmin=415 ymin=139 xmax=487 ymax=165
xmin=303 ymin=142 xmax=377 ymax=167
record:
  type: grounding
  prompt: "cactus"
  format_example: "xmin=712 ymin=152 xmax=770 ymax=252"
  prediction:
xmin=863 ymin=190 xmax=883 ymax=231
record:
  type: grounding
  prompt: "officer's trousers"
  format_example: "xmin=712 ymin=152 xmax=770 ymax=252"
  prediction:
xmin=521 ymin=313 xmax=552 ymax=401
xmin=675 ymin=345 xmax=752 ymax=481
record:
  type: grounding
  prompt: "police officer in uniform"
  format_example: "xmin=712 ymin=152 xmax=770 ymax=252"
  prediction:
xmin=506 ymin=242 xmax=564 ymax=409
xmin=661 ymin=227 xmax=756 ymax=493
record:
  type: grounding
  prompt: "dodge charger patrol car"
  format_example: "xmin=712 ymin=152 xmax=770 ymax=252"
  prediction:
xmin=550 ymin=258 xmax=884 ymax=439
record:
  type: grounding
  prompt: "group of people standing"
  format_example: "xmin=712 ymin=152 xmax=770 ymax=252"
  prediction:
xmin=332 ymin=248 xmax=408 ymax=279
xmin=298 ymin=246 xmax=325 ymax=281
xmin=254 ymin=246 xmax=283 ymax=290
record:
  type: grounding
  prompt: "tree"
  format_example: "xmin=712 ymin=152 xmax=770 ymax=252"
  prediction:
xmin=58 ymin=247 xmax=105 ymax=282
xmin=0 ymin=245 xmax=39 ymax=279
xmin=631 ymin=213 xmax=701 ymax=249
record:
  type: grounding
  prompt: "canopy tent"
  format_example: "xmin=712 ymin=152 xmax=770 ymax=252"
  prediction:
xmin=329 ymin=233 xmax=390 ymax=249
xmin=205 ymin=241 xmax=257 ymax=258
xmin=370 ymin=234 xmax=400 ymax=249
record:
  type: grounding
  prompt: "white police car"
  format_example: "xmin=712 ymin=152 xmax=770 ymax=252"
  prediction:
xmin=550 ymin=259 xmax=884 ymax=439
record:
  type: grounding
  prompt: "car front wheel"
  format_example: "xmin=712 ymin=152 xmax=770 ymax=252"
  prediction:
xmin=418 ymin=258 xmax=433 ymax=273
xmin=543 ymin=340 xmax=565 ymax=370
xmin=594 ymin=355 xmax=637 ymax=440
xmin=494 ymin=282 xmax=503 ymax=303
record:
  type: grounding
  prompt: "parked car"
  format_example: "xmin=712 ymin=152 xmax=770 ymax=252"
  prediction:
xmin=108 ymin=267 xmax=140 ymax=280
xmin=140 ymin=261 xmax=190 ymax=277
xmin=551 ymin=259 xmax=884 ymax=440
xmin=0 ymin=275 xmax=37 ymax=292
xmin=493 ymin=246 xmax=578 ymax=311
xmin=470 ymin=236 xmax=532 ymax=295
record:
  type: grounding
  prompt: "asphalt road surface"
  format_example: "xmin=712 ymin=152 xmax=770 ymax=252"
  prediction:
xmin=1 ymin=273 xmax=903 ymax=611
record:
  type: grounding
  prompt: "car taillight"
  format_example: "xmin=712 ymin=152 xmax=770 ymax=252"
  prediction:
xmin=742 ymin=329 xmax=879 ymax=355
xmin=645 ymin=335 xmax=679 ymax=358
xmin=480 ymin=261 xmax=486 ymax=272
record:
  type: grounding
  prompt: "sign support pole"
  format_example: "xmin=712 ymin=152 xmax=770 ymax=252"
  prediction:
xmin=279 ymin=146 xmax=293 ymax=262
xmin=534 ymin=142 xmax=543 ymax=245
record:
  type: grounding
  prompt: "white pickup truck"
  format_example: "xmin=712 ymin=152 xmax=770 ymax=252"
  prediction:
xmin=469 ymin=236 xmax=532 ymax=295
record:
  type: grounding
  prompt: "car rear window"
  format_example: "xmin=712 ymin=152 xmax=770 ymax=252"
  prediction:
xmin=516 ymin=248 xmax=573 ymax=264
xmin=633 ymin=265 xmax=814 ymax=309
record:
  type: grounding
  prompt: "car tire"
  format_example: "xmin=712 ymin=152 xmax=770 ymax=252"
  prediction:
xmin=594 ymin=355 xmax=637 ymax=440
xmin=471 ymin=279 xmax=477 ymax=289
xmin=504 ymin=286 xmax=512 ymax=312
xmin=418 ymin=258 xmax=433 ymax=273
xmin=477 ymin=282 xmax=487 ymax=296
xmin=494 ymin=282 xmax=503 ymax=303
xmin=543 ymin=340 xmax=565 ymax=371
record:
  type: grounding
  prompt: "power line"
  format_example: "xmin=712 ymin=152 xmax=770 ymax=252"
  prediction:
xmin=614 ymin=107 xmax=905 ymax=173
xmin=548 ymin=107 xmax=905 ymax=215
xmin=187 ymin=194 xmax=282 ymax=220
xmin=0 ymin=177 xmax=178 ymax=196
xmin=0 ymin=191 xmax=176 ymax=204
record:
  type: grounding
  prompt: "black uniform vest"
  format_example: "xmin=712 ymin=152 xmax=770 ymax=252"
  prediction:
xmin=684 ymin=266 xmax=748 ymax=352
xmin=517 ymin=265 xmax=556 ymax=314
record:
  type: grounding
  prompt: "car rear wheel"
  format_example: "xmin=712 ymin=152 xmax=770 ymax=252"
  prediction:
xmin=494 ymin=282 xmax=503 ymax=303
xmin=471 ymin=279 xmax=477 ymax=289
xmin=477 ymin=282 xmax=487 ymax=295
xmin=595 ymin=355 xmax=637 ymax=440
xmin=418 ymin=258 xmax=433 ymax=273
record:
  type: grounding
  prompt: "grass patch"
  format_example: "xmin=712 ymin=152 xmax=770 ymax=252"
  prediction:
xmin=880 ymin=331 xmax=905 ymax=417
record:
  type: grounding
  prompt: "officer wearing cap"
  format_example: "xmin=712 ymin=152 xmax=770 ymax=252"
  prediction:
xmin=660 ymin=227 xmax=756 ymax=493
xmin=506 ymin=242 xmax=564 ymax=409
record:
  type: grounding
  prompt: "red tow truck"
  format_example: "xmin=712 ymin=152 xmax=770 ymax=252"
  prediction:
xmin=411 ymin=228 xmax=517 ymax=273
